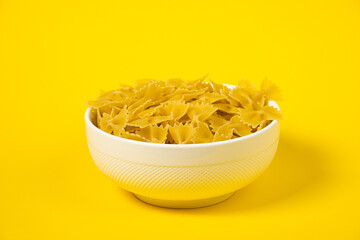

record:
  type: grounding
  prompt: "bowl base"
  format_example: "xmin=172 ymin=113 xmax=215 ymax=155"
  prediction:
xmin=133 ymin=192 xmax=235 ymax=209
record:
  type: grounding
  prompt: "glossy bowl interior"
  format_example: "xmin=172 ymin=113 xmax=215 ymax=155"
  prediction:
xmin=85 ymin=100 xmax=280 ymax=208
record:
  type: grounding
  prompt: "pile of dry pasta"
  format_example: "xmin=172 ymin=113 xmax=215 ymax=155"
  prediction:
xmin=87 ymin=77 xmax=282 ymax=144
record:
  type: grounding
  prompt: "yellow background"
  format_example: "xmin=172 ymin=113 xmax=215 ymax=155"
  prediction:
xmin=1 ymin=0 xmax=359 ymax=239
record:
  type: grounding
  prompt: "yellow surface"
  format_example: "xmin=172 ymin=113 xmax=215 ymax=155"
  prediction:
xmin=0 ymin=0 xmax=359 ymax=239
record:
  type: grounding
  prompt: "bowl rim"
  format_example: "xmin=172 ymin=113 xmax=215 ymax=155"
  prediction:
xmin=85 ymin=101 xmax=280 ymax=149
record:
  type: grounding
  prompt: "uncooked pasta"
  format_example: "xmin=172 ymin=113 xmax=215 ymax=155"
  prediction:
xmin=87 ymin=76 xmax=282 ymax=144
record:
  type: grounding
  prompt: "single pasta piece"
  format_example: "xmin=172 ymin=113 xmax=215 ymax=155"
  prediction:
xmin=87 ymin=76 xmax=282 ymax=144
xmin=157 ymin=101 xmax=189 ymax=121
xmin=168 ymin=123 xmax=195 ymax=144
xmin=187 ymin=103 xmax=218 ymax=122
xmin=136 ymin=125 xmax=168 ymax=143
xmin=193 ymin=122 xmax=214 ymax=143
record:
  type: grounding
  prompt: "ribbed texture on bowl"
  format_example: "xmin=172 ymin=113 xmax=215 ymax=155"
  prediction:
xmin=88 ymin=138 xmax=279 ymax=201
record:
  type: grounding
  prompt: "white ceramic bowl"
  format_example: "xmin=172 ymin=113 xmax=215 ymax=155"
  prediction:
xmin=85 ymin=100 xmax=280 ymax=208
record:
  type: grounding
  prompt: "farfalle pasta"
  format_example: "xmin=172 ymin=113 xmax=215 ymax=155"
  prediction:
xmin=87 ymin=77 xmax=282 ymax=144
